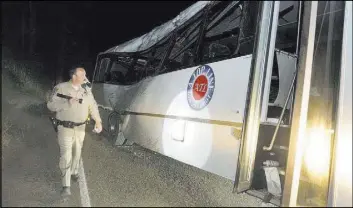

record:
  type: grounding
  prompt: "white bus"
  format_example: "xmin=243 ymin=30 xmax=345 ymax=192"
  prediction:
xmin=91 ymin=1 xmax=352 ymax=206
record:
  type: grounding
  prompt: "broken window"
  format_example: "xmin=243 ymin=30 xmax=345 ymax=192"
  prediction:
xmin=158 ymin=12 xmax=204 ymax=73
xmin=200 ymin=1 xmax=248 ymax=63
xmin=94 ymin=57 xmax=110 ymax=82
xmin=143 ymin=34 xmax=174 ymax=76
xmin=275 ymin=1 xmax=300 ymax=54
xmin=105 ymin=59 xmax=128 ymax=84
xmin=133 ymin=56 xmax=150 ymax=81
xmin=100 ymin=56 xmax=139 ymax=85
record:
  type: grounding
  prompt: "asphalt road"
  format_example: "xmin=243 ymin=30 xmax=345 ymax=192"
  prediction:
xmin=2 ymin=77 xmax=266 ymax=207
xmin=2 ymin=116 xmax=264 ymax=207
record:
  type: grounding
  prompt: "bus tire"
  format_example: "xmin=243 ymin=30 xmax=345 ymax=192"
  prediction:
xmin=107 ymin=111 xmax=122 ymax=145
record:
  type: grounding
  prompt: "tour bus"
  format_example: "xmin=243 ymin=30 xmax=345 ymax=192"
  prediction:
xmin=91 ymin=1 xmax=352 ymax=207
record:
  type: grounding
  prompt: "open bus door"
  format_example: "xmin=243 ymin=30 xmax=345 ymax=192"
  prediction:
xmin=234 ymin=1 xmax=281 ymax=193
xmin=235 ymin=1 xmax=351 ymax=207
xmin=282 ymin=1 xmax=351 ymax=207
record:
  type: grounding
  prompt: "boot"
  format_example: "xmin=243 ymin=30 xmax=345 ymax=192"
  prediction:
xmin=71 ymin=174 xmax=79 ymax=182
xmin=61 ymin=186 xmax=71 ymax=197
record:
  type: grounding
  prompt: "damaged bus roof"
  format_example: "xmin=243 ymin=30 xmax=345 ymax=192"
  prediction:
xmin=102 ymin=1 xmax=213 ymax=54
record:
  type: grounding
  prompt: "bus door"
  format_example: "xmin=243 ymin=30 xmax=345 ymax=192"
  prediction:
xmin=234 ymin=1 xmax=282 ymax=193
xmin=235 ymin=1 xmax=350 ymax=207
xmin=281 ymin=1 xmax=350 ymax=207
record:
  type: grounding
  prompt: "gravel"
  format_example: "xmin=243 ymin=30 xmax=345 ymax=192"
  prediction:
xmin=81 ymin=132 xmax=265 ymax=207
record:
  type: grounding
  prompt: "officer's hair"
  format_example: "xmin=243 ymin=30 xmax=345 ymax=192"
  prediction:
xmin=69 ymin=64 xmax=85 ymax=78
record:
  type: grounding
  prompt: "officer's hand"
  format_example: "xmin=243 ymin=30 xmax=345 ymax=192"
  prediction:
xmin=94 ymin=122 xmax=103 ymax=133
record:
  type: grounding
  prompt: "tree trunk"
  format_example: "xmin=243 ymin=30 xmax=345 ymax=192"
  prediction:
xmin=56 ymin=20 xmax=67 ymax=85
xmin=28 ymin=1 xmax=36 ymax=57
xmin=21 ymin=9 xmax=26 ymax=58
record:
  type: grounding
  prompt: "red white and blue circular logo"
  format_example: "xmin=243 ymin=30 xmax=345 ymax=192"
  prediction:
xmin=187 ymin=65 xmax=215 ymax=110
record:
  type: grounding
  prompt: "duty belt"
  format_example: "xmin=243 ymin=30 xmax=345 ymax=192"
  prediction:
xmin=57 ymin=119 xmax=89 ymax=129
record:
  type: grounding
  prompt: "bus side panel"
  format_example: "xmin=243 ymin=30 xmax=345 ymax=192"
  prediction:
xmin=121 ymin=55 xmax=253 ymax=180
xmin=130 ymin=55 xmax=253 ymax=123
xmin=122 ymin=115 xmax=241 ymax=180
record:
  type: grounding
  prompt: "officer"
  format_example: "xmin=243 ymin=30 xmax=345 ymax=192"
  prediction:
xmin=47 ymin=65 xmax=102 ymax=197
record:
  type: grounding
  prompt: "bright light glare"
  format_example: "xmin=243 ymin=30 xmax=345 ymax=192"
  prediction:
xmin=162 ymin=91 xmax=213 ymax=168
xmin=303 ymin=126 xmax=332 ymax=179
xmin=335 ymin=134 xmax=352 ymax=190
xmin=171 ymin=120 xmax=185 ymax=141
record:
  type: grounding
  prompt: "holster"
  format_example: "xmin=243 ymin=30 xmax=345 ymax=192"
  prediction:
xmin=49 ymin=117 xmax=58 ymax=132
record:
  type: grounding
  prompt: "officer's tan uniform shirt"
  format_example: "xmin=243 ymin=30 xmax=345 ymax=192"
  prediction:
xmin=47 ymin=81 xmax=101 ymax=124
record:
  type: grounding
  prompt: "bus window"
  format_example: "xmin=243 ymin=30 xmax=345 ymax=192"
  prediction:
xmin=201 ymin=1 xmax=259 ymax=63
xmin=94 ymin=57 xmax=110 ymax=82
xmin=275 ymin=1 xmax=300 ymax=54
xmin=105 ymin=59 xmax=128 ymax=84
xmin=133 ymin=57 xmax=149 ymax=81
xmin=144 ymin=35 xmax=173 ymax=76
xmin=164 ymin=12 xmax=204 ymax=72
xmin=134 ymin=58 xmax=147 ymax=72
xmin=114 ymin=56 xmax=146 ymax=85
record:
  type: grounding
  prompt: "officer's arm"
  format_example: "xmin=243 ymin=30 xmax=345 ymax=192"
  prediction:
xmin=47 ymin=85 xmax=71 ymax=112
xmin=88 ymin=93 xmax=102 ymax=124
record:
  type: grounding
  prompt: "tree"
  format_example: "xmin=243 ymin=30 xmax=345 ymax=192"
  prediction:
xmin=28 ymin=1 xmax=37 ymax=57
xmin=21 ymin=5 xmax=27 ymax=58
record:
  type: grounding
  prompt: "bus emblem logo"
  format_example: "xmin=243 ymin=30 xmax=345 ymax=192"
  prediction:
xmin=187 ymin=65 xmax=215 ymax=110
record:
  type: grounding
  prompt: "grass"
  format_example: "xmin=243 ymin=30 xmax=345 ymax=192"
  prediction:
xmin=1 ymin=117 xmax=14 ymax=147
xmin=2 ymin=58 xmax=52 ymax=102
xmin=1 ymin=115 xmax=28 ymax=151
xmin=1 ymin=47 xmax=53 ymax=147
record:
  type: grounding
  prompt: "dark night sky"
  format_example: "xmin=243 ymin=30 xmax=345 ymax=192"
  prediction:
xmin=2 ymin=1 xmax=196 ymax=80
xmin=90 ymin=1 xmax=196 ymax=53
